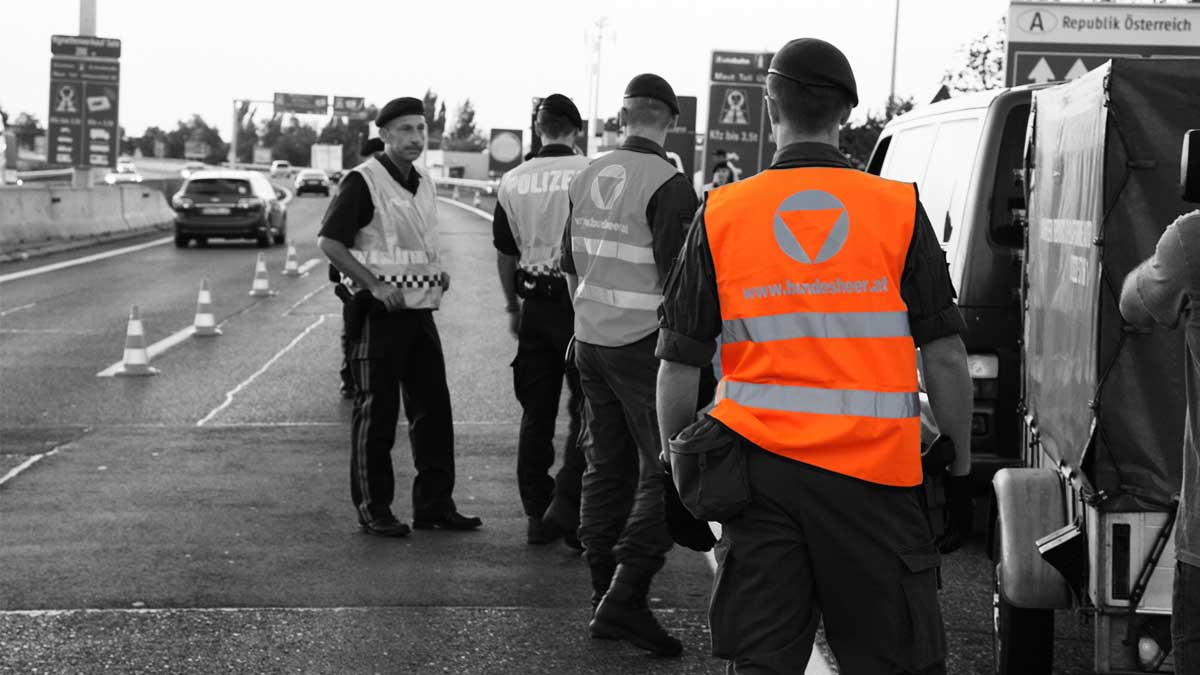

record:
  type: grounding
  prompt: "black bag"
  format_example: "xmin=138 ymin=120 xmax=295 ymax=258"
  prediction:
xmin=667 ymin=414 xmax=751 ymax=523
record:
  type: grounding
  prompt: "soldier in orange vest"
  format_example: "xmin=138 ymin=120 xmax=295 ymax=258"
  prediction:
xmin=656 ymin=39 xmax=974 ymax=673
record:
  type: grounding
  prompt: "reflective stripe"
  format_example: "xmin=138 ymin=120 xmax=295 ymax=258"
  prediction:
xmin=575 ymin=280 xmax=661 ymax=311
xmin=572 ymin=236 xmax=656 ymax=265
xmin=724 ymin=380 xmax=918 ymax=419
xmin=723 ymin=311 xmax=911 ymax=344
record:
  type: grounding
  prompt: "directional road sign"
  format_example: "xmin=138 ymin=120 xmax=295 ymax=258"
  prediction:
xmin=665 ymin=96 xmax=697 ymax=178
xmin=274 ymin=92 xmax=329 ymax=115
xmin=47 ymin=35 xmax=120 ymax=168
xmin=705 ymin=50 xmax=773 ymax=182
xmin=333 ymin=96 xmax=367 ymax=119
xmin=1006 ymin=1 xmax=1200 ymax=86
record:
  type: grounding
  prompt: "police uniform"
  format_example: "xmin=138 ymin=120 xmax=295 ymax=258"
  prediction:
xmin=657 ymin=40 xmax=967 ymax=673
xmin=319 ymin=97 xmax=480 ymax=536
xmin=493 ymin=94 xmax=591 ymax=542
xmin=561 ymin=74 xmax=701 ymax=656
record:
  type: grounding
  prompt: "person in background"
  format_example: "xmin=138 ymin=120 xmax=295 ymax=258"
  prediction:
xmin=702 ymin=161 xmax=734 ymax=196
xmin=493 ymin=93 xmax=591 ymax=547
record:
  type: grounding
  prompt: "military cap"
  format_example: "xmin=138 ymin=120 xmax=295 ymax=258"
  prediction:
xmin=538 ymin=94 xmax=583 ymax=130
xmin=376 ymin=97 xmax=424 ymax=128
xmin=768 ymin=38 xmax=859 ymax=107
xmin=623 ymin=73 xmax=679 ymax=115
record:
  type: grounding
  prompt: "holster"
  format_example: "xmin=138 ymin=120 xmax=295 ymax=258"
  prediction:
xmin=334 ymin=284 xmax=386 ymax=342
xmin=515 ymin=269 xmax=567 ymax=301
xmin=919 ymin=435 xmax=956 ymax=540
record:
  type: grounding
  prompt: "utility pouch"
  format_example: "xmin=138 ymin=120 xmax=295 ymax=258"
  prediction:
xmin=515 ymin=269 xmax=566 ymax=300
xmin=667 ymin=414 xmax=751 ymax=523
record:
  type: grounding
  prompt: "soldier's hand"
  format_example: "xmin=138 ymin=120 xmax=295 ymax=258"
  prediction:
xmin=661 ymin=471 xmax=716 ymax=552
xmin=370 ymin=284 xmax=406 ymax=312
xmin=936 ymin=474 xmax=974 ymax=554
xmin=507 ymin=308 xmax=520 ymax=339
xmin=440 ymin=271 xmax=451 ymax=292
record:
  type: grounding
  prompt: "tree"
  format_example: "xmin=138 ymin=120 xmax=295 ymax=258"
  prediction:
xmin=11 ymin=112 xmax=45 ymax=151
xmin=422 ymin=89 xmax=447 ymax=149
xmin=235 ymin=100 xmax=259 ymax=164
xmin=135 ymin=126 xmax=166 ymax=158
xmin=941 ymin=17 xmax=1006 ymax=94
xmin=444 ymin=99 xmax=486 ymax=151
xmin=839 ymin=97 xmax=914 ymax=170
xmin=162 ymin=115 xmax=228 ymax=163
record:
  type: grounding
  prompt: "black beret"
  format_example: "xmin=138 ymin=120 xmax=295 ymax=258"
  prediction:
xmin=376 ymin=97 xmax=424 ymax=128
xmin=623 ymin=73 xmax=679 ymax=115
xmin=360 ymin=137 xmax=385 ymax=156
xmin=537 ymin=93 xmax=583 ymax=130
xmin=769 ymin=38 xmax=859 ymax=107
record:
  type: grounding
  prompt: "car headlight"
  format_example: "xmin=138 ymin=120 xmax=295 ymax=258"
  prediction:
xmin=172 ymin=196 xmax=194 ymax=209
xmin=104 ymin=174 xmax=116 ymax=184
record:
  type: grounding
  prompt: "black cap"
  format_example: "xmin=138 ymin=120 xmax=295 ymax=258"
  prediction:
xmin=360 ymin=137 xmax=385 ymax=156
xmin=376 ymin=97 xmax=424 ymax=128
xmin=768 ymin=38 xmax=858 ymax=107
xmin=537 ymin=93 xmax=583 ymax=130
xmin=623 ymin=73 xmax=679 ymax=115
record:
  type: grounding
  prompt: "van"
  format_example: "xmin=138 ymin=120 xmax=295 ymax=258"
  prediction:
xmin=866 ymin=84 xmax=1046 ymax=480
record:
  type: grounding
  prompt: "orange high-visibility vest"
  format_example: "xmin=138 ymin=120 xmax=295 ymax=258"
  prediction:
xmin=705 ymin=167 xmax=921 ymax=487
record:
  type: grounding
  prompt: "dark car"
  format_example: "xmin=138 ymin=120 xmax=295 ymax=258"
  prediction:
xmin=294 ymin=168 xmax=331 ymax=196
xmin=172 ymin=170 xmax=288 ymax=248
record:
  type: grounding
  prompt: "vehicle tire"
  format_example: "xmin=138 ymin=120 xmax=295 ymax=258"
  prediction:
xmin=993 ymin=521 xmax=1054 ymax=674
xmin=174 ymin=233 xmax=189 ymax=248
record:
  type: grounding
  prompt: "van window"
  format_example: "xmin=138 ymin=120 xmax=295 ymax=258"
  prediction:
xmin=878 ymin=124 xmax=937 ymax=184
xmin=988 ymin=104 xmax=1031 ymax=248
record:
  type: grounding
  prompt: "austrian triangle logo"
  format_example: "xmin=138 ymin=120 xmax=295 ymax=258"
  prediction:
xmin=772 ymin=190 xmax=849 ymax=264
xmin=590 ymin=164 xmax=627 ymax=211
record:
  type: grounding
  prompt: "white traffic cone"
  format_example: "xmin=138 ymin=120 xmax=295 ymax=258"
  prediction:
xmin=248 ymin=253 xmax=275 ymax=297
xmin=281 ymin=243 xmax=301 ymax=277
xmin=116 ymin=305 xmax=159 ymax=376
xmin=193 ymin=278 xmax=221 ymax=337
xmin=472 ymin=190 xmax=482 ymax=208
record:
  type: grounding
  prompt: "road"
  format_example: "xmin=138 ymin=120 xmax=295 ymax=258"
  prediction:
xmin=0 ymin=186 xmax=1095 ymax=674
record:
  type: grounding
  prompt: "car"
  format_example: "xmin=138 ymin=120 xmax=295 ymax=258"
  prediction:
xmin=269 ymin=160 xmax=293 ymax=178
xmin=328 ymin=169 xmax=345 ymax=184
xmin=172 ymin=169 xmax=288 ymax=248
xmin=180 ymin=161 xmax=207 ymax=179
xmin=115 ymin=157 xmax=136 ymax=173
xmin=294 ymin=168 xmax=331 ymax=196
xmin=103 ymin=164 xmax=143 ymax=184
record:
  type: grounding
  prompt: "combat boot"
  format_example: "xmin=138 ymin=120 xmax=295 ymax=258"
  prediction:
xmin=589 ymin=564 xmax=683 ymax=656
xmin=588 ymin=562 xmax=615 ymax=619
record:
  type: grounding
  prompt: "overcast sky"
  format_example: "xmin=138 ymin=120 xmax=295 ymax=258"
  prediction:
xmin=2 ymin=0 xmax=1010 ymax=138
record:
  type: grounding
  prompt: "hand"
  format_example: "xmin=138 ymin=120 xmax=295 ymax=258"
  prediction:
xmin=507 ymin=307 xmax=520 ymax=339
xmin=370 ymin=283 xmax=405 ymax=312
xmin=440 ymin=271 xmax=451 ymax=292
xmin=660 ymin=467 xmax=716 ymax=552
xmin=936 ymin=475 xmax=974 ymax=554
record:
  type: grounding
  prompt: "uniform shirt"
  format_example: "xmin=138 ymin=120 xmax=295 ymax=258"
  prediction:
xmin=318 ymin=152 xmax=420 ymax=246
xmin=1120 ymin=210 xmax=1200 ymax=568
xmin=493 ymin=144 xmax=578 ymax=256
xmin=560 ymin=136 xmax=699 ymax=282
xmin=657 ymin=141 xmax=966 ymax=367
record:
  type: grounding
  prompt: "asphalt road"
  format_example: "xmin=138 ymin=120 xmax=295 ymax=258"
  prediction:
xmin=0 ymin=186 xmax=1096 ymax=674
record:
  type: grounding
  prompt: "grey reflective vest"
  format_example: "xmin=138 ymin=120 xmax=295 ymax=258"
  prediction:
xmin=497 ymin=152 xmax=591 ymax=275
xmin=345 ymin=156 xmax=443 ymax=310
xmin=567 ymin=147 xmax=677 ymax=347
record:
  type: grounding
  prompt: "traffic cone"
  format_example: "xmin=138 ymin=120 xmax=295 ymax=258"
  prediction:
xmin=116 ymin=305 xmax=158 ymax=377
xmin=281 ymin=243 xmax=301 ymax=277
xmin=248 ymin=253 xmax=275 ymax=297
xmin=472 ymin=190 xmax=482 ymax=208
xmin=193 ymin=278 xmax=221 ymax=337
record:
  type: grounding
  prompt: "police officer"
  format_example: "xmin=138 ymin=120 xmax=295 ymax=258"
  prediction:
xmin=318 ymin=97 xmax=482 ymax=538
xmin=656 ymin=39 xmax=975 ymax=673
xmin=560 ymin=73 xmax=699 ymax=657
xmin=493 ymin=94 xmax=590 ymax=546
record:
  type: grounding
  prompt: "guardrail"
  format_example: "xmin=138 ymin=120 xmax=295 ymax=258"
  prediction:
xmin=434 ymin=176 xmax=498 ymax=194
xmin=14 ymin=168 xmax=75 ymax=184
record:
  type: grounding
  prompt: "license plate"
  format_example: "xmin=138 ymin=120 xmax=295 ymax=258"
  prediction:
xmin=306 ymin=181 xmax=320 ymax=185
xmin=201 ymin=207 xmax=231 ymax=215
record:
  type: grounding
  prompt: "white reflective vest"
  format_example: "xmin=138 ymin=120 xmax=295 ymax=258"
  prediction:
xmin=345 ymin=156 xmax=443 ymax=310
xmin=497 ymin=152 xmax=591 ymax=275
xmin=567 ymin=149 xmax=677 ymax=347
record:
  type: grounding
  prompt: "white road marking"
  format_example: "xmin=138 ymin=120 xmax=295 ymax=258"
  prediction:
xmin=196 ymin=314 xmax=327 ymax=426
xmin=437 ymin=196 xmax=493 ymax=221
xmin=0 ymin=302 xmax=37 ymax=317
xmin=96 ymin=324 xmax=197 ymax=377
xmin=282 ymin=284 xmax=328 ymax=316
xmin=0 ymin=448 xmax=60 ymax=487
xmin=296 ymin=258 xmax=321 ymax=275
xmin=0 ymin=237 xmax=172 ymax=285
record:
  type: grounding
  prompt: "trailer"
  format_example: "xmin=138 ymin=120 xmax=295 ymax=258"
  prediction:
xmin=991 ymin=59 xmax=1198 ymax=674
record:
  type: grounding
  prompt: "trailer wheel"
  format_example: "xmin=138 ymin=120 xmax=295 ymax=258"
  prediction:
xmin=993 ymin=530 xmax=1054 ymax=674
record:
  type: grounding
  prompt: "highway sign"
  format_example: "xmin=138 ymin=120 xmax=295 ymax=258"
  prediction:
xmin=333 ymin=96 xmax=367 ymax=119
xmin=47 ymin=36 xmax=120 ymax=168
xmin=488 ymin=128 xmax=523 ymax=176
xmin=665 ymin=96 xmax=697 ymax=178
xmin=705 ymin=50 xmax=773 ymax=182
xmin=1006 ymin=1 xmax=1200 ymax=86
xmin=273 ymin=93 xmax=329 ymax=115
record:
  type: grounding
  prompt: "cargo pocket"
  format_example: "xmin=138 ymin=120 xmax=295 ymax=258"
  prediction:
xmin=708 ymin=545 xmax=738 ymax=659
xmin=898 ymin=545 xmax=947 ymax=672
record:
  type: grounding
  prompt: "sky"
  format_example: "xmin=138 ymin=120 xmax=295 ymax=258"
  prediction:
xmin=1 ymin=0 xmax=1010 ymax=140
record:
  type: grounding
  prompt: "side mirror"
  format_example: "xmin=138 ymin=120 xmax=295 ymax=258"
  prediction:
xmin=1183 ymin=129 xmax=1199 ymax=204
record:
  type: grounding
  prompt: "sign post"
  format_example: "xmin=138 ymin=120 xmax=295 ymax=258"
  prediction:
xmin=48 ymin=34 xmax=121 ymax=174
xmin=705 ymin=50 xmax=772 ymax=183
xmin=1006 ymin=1 xmax=1200 ymax=86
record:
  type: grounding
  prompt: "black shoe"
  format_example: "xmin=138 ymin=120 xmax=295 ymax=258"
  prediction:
xmin=527 ymin=516 xmax=558 ymax=545
xmin=412 ymin=510 xmax=482 ymax=531
xmin=359 ymin=515 xmax=411 ymax=538
xmin=589 ymin=567 xmax=682 ymax=656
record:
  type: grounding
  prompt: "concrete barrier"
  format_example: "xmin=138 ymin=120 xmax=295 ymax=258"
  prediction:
xmin=0 ymin=183 xmax=175 ymax=257
xmin=120 ymin=184 xmax=174 ymax=230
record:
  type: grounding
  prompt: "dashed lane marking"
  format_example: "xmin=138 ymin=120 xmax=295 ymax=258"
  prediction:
xmin=0 ymin=448 xmax=60 ymax=487
xmin=296 ymin=258 xmax=321 ymax=276
xmin=196 ymin=314 xmax=327 ymax=426
xmin=282 ymin=283 xmax=328 ymax=316
xmin=0 ymin=302 xmax=36 ymax=317
xmin=96 ymin=324 xmax=197 ymax=377
xmin=0 ymin=237 xmax=172 ymax=285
